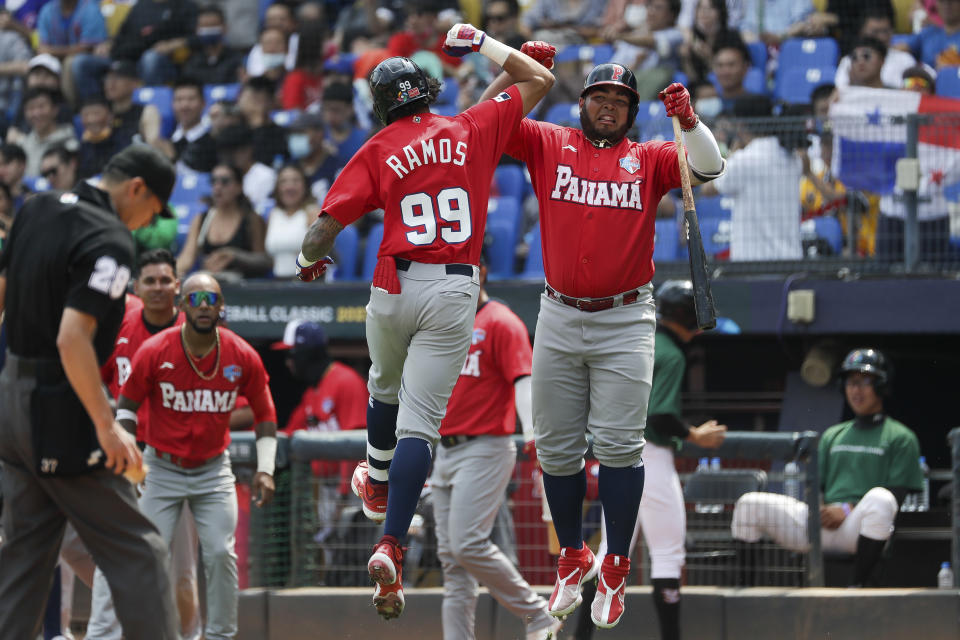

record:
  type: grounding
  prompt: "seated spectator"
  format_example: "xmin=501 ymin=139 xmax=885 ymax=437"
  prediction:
xmin=246 ymin=2 xmax=298 ymax=78
xmin=182 ymin=4 xmax=243 ymax=86
xmin=0 ymin=143 xmax=30 ymax=210
xmin=164 ymin=76 xmax=217 ymax=173
xmin=824 ymin=0 xmax=894 ymax=55
xmin=176 ymin=162 xmax=271 ymax=278
xmin=484 ymin=0 xmax=526 ymax=49
xmin=607 ymin=0 xmax=685 ymax=100
xmin=281 ymin=19 xmax=326 ymax=111
xmin=8 ymin=56 xmax=76 ymax=138
xmin=0 ymin=181 xmax=12 ymax=244
xmin=836 ymin=9 xmax=924 ymax=90
xmin=739 ymin=0 xmax=817 ymax=46
xmin=712 ymin=32 xmax=760 ymax=101
xmin=322 ymin=82 xmax=368 ymax=169
xmin=680 ymin=0 xmax=731 ymax=84
xmin=732 ymin=348 xmax=922 ymax=587
xmin=255 ymin=27 xmax=290 ymax=85
xmin=846 ymin=37 xmax=888 ymax=89
xmin=215 ymin=123 xmax=277 ymax=209
xmin=70 ymin=0 xmax=199 ymax=99
xmin=700 ymin=96 xmax=803 ymax=260
xmin=77 ymin=95 xmax=124 ymax=178
xmin=522 ymin=0 xmax=608 ymax=45
xmin=237 ymin=76 xmax=289 ymax=166
xmin=689 ymin=78 xmax=724 ymax=123
xmin=208 ymin=99 xmax=243 ymax=136
xmin=905 ymin=0 xmax=960 ymax=69
xmin=265 ymin=164 xmax=320 ymax=278
xmin=36 ymin=0 xmax=107 ymax=103
xmin=7 ymin=88 xmax=77 ymax=177
xmin=0 ymin=15 xmax=33 ymax=124
xmin=332 ymin=0 xmax=391 ymax=52
xmin=287 ymin=111 xmax=339 ymax=203
xmin=103 ymin=60 xmax=163 ymax=148
xmin=40 ymin=144 xmax=79 ymax=190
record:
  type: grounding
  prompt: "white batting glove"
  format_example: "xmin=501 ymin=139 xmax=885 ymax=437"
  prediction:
xmin=443 ymin=23 xmax=486 ymax=57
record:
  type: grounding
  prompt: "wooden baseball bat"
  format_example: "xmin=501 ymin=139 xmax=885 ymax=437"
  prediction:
xmin=671 ymin=115 xmax=717 ymax=330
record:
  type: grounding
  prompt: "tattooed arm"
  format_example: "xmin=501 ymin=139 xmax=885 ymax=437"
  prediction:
xmin=301 ymin=213 xmax=344 ymax=263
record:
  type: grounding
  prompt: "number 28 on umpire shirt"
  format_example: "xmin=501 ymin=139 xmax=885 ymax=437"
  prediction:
xmin=120 ymin=326 xmax=277 ymax=459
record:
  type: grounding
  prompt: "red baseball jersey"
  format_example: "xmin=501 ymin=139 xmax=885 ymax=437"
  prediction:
xmin=282 ymin=361 xmax=368 ymax=481
xmin=121 ymin=326 xmax=276 ymax=459
xmin=101 ymin=300 xmax=185 ymax=440
xmin=322 ymin=85 xmax=524 ymax=266
xmin=440 ymin=300 xmax=532 ymax=437
xmin=505 ymin=122 xmax=681 ymax=298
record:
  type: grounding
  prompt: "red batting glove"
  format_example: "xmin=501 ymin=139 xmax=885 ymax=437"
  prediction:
xmin=520 ymin=41 xmax=556 ymax=69
xmin=658 ymin=82 xmax=698 ymax=130
xmin=296 ymin=254 xmax=334 ymax=282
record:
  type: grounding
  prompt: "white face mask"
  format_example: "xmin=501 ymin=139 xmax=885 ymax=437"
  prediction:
xmin=695 ymin=97 xmax=723 ymax=119
xmin=287 ymin=133 xmax=311 ymax=159
xmin=261 ymin=52 xmax=286 ymax=70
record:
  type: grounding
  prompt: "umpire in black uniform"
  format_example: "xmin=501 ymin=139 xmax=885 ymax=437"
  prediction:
xmin=0 ymin=145 xmax=179 ymax=639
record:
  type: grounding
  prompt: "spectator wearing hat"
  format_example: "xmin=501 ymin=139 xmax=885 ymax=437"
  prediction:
xmin=182 ymin=4 xmax=244 ymax=86
xmin=40 ymin=144 xmax=79 ymax=191
xmin=7 ymin=87 xmax=77 ymax=177
xmin=287 ymin=111 xmax=339 ymax=204
xmin=77 ymin=95 xmax=124 ymax=179
xmin=0 ymin=14 xmax=33 ymax=127
xmin=265 ymin=164 xmax=321 ymax=278
xmin=322 ymin=82 xmax=368 ymax=171
xmin=216 ymin=123 xmax=277 ymax=209
xmin=237 ymin=76 xmax=289 ymax=166
xmin=0 ymin=143 xmax=31 ymax=210
xmin=158 ymin=76 xmax=218 ymax=173
xmin=281 ymin=19 xmax=327 ymax=111
xmin=103 ymin=60 xmax=163 ymax=149
xmin=246 ymin=2 xmax=299 ymax=78
xmin=7 ymin=56 xmax=76 ymax=137
xmin=903 ymin=65 xmax=936 ymax=94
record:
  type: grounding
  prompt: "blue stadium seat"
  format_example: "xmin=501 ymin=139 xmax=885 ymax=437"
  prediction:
xmin=591 ymin=44 xmax=614 ymax=65
xmin=170 ymin=171 xmax=211 ymax=206
xmin=936 ymin=66 xmax=960 ymax=98
xmin=521 ymin=224 xmax=543 ymax=279
xmin=700 ymin=215 xmax=731 ymax=258
xmin=890 ymin=33 xmax=912 ymax=49
xmin=708 ymin=67 xmax=768 ymax=96
xmin=433 ymin=103 xmax=459 ymax=117
xmin=774 ymin=66 xmax=836 ymax=104
xmin=672 ymin=70 xmax=689 ymax=86
xmin=22 ymin=175 xmax=49 ymax=192
xmin=653 ymin=218 xmax=679 ymax=262
xmin=361 ymin=223 xmax=384 ymax=281
xmin=271 ymin=109 xmax=302 ymax=127
xmin=485 ymin=218 xmax=518 ymax=279
xmin=803 ymin=216 xmax=843 ymax=254
xmin=695 ymin=195 xmax=733 ymax=222
xmin=747 ymin=41 xmax=768 ymax=69
xmin=635 ymin=100 xmax=666 ymax=125
xmin=488 ymin=195 xmax=523 ymax=239
xmin=543 ymin=102 xmax=579 ymax=127
xmin=133 ymin=86 xmax=175 ymax=137
xmin=436 ymin=78 xmax=458 ymax=105
xmin=204 ymin=83 xmax=241 ymax=104
xmin=777 ymin=38 xmax=839 ymax=78
xmin=256 ymin=197 xmax=275 ymax=219
xmin=173 ymin=201 xmax=207 ymax=251
xmin=332 ymin=223 xmax=359 ymax=280
xmin=555 ymin=44 xmax=609 ymax=65
xmin=494 ymin=165 xmax=525 ymax=203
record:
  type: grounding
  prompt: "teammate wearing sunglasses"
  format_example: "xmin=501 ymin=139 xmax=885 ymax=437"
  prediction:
xmin=115 ymin=272 xmax=278 ymax=639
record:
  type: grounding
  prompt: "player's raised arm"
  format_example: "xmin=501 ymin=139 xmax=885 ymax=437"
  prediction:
xmin=477 ymin=40 xmax=557 ymax=111
xmin=443 ymin=24 xmax=554 ymax=116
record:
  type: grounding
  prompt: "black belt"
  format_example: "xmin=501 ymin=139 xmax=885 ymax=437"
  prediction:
xmin=8 ymin=353 xmax=65 ymax=384
xmin=545 ymin=284 xmax=643 ymax=313
xmin=439 ymin=435 xmax=477 ymax=448
xmin=394 ymin=257 xmax=474 ymax=277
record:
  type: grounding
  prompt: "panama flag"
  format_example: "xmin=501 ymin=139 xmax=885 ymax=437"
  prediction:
xmin=830 ymin=87 xmax=960 ymax=198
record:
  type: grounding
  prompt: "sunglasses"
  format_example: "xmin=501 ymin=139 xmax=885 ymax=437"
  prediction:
xmin=41 ymin=166 xmax=58 ymax=179
xmin=904 ymin=76 xmax=931 ymax=90
xmin=486 ymin=13 xmax=511 ymax=21
xmin=212 ymin=176 xmax=234 ymax=185
xmin=186 ymin=291 xmax=220 ymax=307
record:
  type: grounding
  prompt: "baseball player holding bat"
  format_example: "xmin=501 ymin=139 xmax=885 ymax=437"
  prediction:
xmin=479 ymin=44 xmax=725 ymax=628
xmin=296 ymin=25 xmax=554 ymax=620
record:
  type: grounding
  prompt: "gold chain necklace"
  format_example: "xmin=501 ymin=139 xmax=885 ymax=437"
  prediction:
xmin=180 ymin=325 xmax=221 ymax=381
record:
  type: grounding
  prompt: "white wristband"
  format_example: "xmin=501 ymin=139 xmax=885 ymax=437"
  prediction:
xmin=682 ymin=121 xmax=725 ymax=178
xmin=479 ymin=35 xmax=512 ymax=67
xmin=256 ymin=436 xmax=277 ymax=475
xmin=297 ymin=252 xmax=317 ymax=268
xmin=116 ymin=408 xmax=138 ymax=424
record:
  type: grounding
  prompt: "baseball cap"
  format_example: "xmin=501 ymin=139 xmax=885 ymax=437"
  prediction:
xmin=106 ymin=59 xmax=138 ymax=78
xmin=272 ymin=320 xmax=328 ymax=350
xmin=28 ymin=54 xmax=61 ymax=76
xmin=103 ymin=145 xmax=176 ymax=218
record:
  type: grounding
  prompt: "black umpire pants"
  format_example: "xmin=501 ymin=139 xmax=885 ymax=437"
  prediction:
xmin=0 ymin=353 xmax=178 ymax=639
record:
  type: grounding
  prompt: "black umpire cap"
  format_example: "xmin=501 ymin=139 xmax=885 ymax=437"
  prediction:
xmin=104 ymin=145 xmax=176 ymax=218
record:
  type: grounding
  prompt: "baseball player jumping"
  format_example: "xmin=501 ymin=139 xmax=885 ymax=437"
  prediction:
xmin=479 ymin=45 xmax=725 ymax=628
xmin=116 ymin=273 xmax=278 ymax=639
xmin=296 ymin=24 xmax=553 ymax=619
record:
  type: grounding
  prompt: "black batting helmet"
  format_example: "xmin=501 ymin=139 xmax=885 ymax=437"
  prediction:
xmin=656 ymin=280 xmax=697 ymax=331
xmin=369 ymin=56 xmax=430 ymax=125
xmin=840 ymin=348 xmax=890 ymax=394
xmin=581 ymin=63 xmax=640 ymax=125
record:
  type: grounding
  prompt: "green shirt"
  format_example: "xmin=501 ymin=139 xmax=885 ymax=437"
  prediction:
xmin=819 ymin=416 xmax=923 ymax=505
xmin=645 ymin=328 xmax=686 ymax=449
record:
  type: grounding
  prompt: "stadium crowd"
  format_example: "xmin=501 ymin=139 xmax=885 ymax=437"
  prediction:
xmin=0 ymin=0 xmax=959 ymax=275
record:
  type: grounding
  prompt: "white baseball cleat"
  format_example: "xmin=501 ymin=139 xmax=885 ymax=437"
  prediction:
xmin=591 ymin=553 xmax=630 ymax=628
xmin=547 ymin=543 xmax=599 ymax=618
xmin=526 ymin=616 xmax=563 ymax=639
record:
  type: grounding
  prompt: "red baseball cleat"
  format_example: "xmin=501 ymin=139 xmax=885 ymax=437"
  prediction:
xmin=351 ymin=460 xmax=387 ymax=522
xmin=591 ymin=553 xmax=630 ymax=628
xmin=547 ymin=543 xmax=599 ymax=617
xmin=368 ymin=536 xmax=405 ymax=619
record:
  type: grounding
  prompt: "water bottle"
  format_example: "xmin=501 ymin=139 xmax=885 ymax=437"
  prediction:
xmin=694 ymin=458 xmax=710 ymax=513
xmin=919 ymin=456 xmax=930 ymax=512
xmin=938 ymin=562 xmax=953 ymax=589
xmin=784 ymin=461 xmax=801 ymax=501
xmin=708 ymin=458 xmax=723 ymax=513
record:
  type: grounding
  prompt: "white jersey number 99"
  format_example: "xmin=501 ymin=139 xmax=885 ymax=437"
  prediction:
xmin=400 ymin=187 xmax=471 ymax=246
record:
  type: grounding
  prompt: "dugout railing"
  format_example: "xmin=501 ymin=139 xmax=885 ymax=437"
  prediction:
xmin=262 ymin=430 xmax=824 ymax=589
